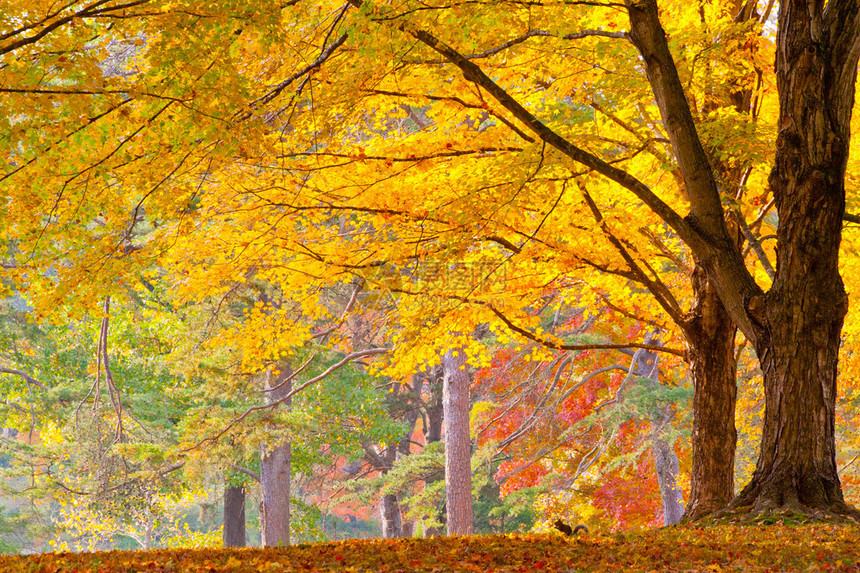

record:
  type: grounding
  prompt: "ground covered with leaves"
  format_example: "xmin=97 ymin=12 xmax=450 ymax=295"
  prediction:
xmin=3 ymin=525 xmax=859 ymax=572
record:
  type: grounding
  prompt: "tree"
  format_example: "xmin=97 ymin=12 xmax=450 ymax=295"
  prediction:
xmin=441 ymin=347 xmax=473 ymax=535
xmin=624 ymin=0 xmax=860 ymax=516
xmin=222 ymin=484 xmax=246 ymax=548
xmin=347 ymin=0 xmax=859 ymax=517
xmin=260 ymin=365 xmax=292 ymax=547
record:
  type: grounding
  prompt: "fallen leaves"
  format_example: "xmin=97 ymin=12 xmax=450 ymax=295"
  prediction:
xmin=3 ymin=525 xmax=860 ymax=572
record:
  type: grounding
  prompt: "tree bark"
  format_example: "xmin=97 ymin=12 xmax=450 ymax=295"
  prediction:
xmin=363 ymin=441 xmax=404 ymax=538
xmin=731 ymin=0 xmax=860 ymax=516
xmin=380 ymin=493 xmax=403 ymax=538
xmin=637 ymin=335 xmax=685 ymax=525
xmin=223 ymin=485 xmax=246 ymax=548
xmin=682 ymin=265 xmax=738 ymax=520
xmin=261 ymin=365 xmax=292 ymax=546
xmin=442 ymin=348 xmax=473 ymax=535
xmin=652 ymin=431 xmax=684 ymax=526
xmin=422 ymin=366 xmax=446 ymax=537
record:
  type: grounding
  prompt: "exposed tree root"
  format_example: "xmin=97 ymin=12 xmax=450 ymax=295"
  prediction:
xmin=701 ymin=502 xmax=860 ymax=526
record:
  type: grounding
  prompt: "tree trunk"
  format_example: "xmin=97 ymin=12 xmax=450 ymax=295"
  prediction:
xmin=421 ymin=365 xmax=446 ymax=537
xmin=637 ymin=335 xmax=685 ymax=525
xmin=682 ymin=265 xmax=738 ymax=520
xmin=626 ymin=0 xmax=860 ymax=517
xmin=380 ymin=493 xmax=403 ymax=538
xmin=364 ymin=442 xmax=404 ymax=538
xmin=652 ymin=431 xmax=684 ymax=526
xmin=731 ymin=2 xmax=859 ymax=516
xmin=442 ymin=348 xmax=473 ymax=535
xmin=424 ymin=366 xmax=444 ymax=444
xmin=223 ymin=485 xmax=246 ymax=548
xmin=261 ymin=365 xmax=292 ymax=546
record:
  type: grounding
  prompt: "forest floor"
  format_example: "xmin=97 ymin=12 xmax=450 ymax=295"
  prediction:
xmin=1 ymin=524 xmax=858 ymax=572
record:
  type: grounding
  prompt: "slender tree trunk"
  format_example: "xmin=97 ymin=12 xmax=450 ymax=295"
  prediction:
xmin=380 ymin=493 xmax=403 ymax=538
xmin=683 ymin=265 xmax=738 ymax=520
xmin=442 ymin=348 xmax=473 ymax=535
xmin=143 ymin=513 xmax=153 ymax=550
xmin=365 ymin=442 xmax=404 ymax=538
xmin=261 ymin=365 xmax=292 ymax=546
xmin=652 ymin=430 xmax=684 ymax=526
xmin=638 ymin=336 xmax=684 ymax=525
xmin=422 ymin=366 xmax=446 ymax=537
xmin=223 ymin=485 xmax=246 ymax=548
xmin=424 ymin=366 xmax=444 ymax=444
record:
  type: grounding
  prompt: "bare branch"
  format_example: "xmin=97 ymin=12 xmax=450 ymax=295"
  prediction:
xmin=732 ymin=206 xmax=775 ymax=281
xmin=844 ymin=212 xmax=860 ymax=225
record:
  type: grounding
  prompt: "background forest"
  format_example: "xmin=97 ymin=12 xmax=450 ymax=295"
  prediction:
xmin=1 ymin=0 xmax=860 ymax=555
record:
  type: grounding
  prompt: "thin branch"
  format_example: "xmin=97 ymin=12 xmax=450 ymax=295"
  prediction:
xmin=0 ymin=367 xmax=45 ymax=389
xmin=733 ymin=206 xmax=775 ymax=280
xmin=98 ymin=297 xmax=124 ymax=443
xmin=259 ymin=352 xmax=316 ymax=395
xmin=0 ymin=0 xmax=151 ymax=56
xmin=362 ymin=88 xmax=536 ymax=142
xmin=839 ymin=453 xmax=860 ymax=474
xmin=183 ymin=348 xmax=390 ymax=451
xmin=415 ymin=28 xmax=627 ymax=63
xmin=579 ymin=183 xmax=685 ymax=324
xmin=249 ymin=33 xmax=348 ymax=108
xmin=488 ymin=304 xmax=684 ymax=356
xmin=312 ymin=279 xmax=364 ymax=340
xmin=226 ymin=463 xmax=261 ymax=483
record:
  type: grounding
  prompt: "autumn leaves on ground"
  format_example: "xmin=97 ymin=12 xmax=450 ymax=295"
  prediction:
xmin=4 ymin=526 xmax=860 ymax=572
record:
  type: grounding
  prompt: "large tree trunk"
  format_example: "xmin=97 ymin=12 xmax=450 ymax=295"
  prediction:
xmin=683 ymin=265 xmax=738 ymax=520
xmin=442 ymin=348 xmax=473 ymax=535
xmin=626 ymin=0 xmax=860 ymax=517
xmin=223 ymin=485 xmax=246 ymax=548
xmin=732 ymin=1 xmax=859 ymax=516
xmin=261 ymin=365 xmax=292 ymax=546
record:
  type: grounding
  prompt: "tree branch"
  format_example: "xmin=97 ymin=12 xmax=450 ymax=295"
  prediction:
xmin=250 ymin=32 xmax=348 ymax=108
xmin=227 ymin=463 xmax=261 ymax=483
xmin=0 ymin=367 xmax=45 ymax=389
xmin=0 ymin=0 xmax=151 ymax=56
xmin=183 ymin=348 xmax=390 ymax=451
xmin=488 ymin=304 xmax=684 ymax=357
xmin=343 ymin=0 xmax=697 ymax=244
xmin=625 ymin=0 xmax=763 ymax=341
